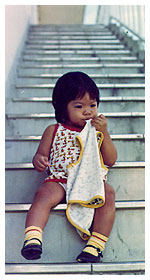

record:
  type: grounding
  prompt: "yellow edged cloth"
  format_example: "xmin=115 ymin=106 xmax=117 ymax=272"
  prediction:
xmin=66 ymin=120 xmax=108 ymax=240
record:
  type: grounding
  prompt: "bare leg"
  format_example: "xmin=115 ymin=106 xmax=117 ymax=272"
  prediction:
xmin=76 ymin=182 xmax=115 ymax=263
xmin=92 ymin=181 xmax=116 ymax=237
xmin=21 ymin=182 xmax=65 ymax=260
xmin=25 ymin=181 xmax=66 ymax=230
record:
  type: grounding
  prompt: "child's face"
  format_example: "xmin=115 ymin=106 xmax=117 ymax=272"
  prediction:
xmin=66 ymin=92 xmax=98 ymax=129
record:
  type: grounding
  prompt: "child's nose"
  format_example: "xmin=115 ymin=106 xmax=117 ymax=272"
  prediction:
xmin=84 ymin=107 xmax=91 ymax=115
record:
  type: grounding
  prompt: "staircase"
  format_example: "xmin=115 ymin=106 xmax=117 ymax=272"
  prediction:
xmin=5 ymin=24 xmax=145 ymax=274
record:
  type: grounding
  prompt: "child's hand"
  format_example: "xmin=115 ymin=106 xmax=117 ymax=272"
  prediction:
xmin=91 ymin=114 xmax=108 ymax=134
xmin=92 ymin=114 xmax=117 ymax=166
xmin=33 ymin=153 xmax=50 ymax=172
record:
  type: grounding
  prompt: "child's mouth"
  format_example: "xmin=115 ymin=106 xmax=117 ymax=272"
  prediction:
xmin=84 ymin=118 xmax=92 ymax=122
xmin=84 ymin=117 xmax=92 ymax=121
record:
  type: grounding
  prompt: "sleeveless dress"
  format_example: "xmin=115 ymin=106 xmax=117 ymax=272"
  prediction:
xmin=44 ymin=123 xmax=107 ymax=185
xmin=44 ymin=122 xmax=108 ymax=239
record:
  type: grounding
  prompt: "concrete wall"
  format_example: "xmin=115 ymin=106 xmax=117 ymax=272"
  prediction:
xmin=38 ymin=5 xmax=85 ymax=24
xmin=5 ymin=5 xmax=38 ymax=83
xmin=97 ymin=5 xmax=145 ymax=40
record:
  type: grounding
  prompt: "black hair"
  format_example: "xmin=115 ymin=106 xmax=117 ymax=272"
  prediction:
xmin=52 ymin=71 xmax=100 ymax=123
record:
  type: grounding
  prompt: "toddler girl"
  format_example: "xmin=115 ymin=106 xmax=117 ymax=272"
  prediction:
xmin=21 ymin=71 xmax=117 ymax=263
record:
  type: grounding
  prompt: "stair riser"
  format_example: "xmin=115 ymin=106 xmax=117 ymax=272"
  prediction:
xmin=18 ymin=67 xmax=144 ymax=75
xmin=15 ymin=88 xmax=145 ymax=97
xmin=29 ymin=30 xmax=111 ymax=34
xmin=16 ymin=76 xmax=145 ymax=84
xmin=28 ymin=31 xmax=112 ymax=35
xmin=26 ymin=42 xmax=122 ymax=48
xmin=25 ymin=44 xmax=124 ymax=50
xmin=27 ymin=35 xmax=117 ymax=40
xmin=5 ymin=139 xmax=145 ymax=163
xmin=21 ymin=59 xmax=138 ymax=65
xmin=6 ymin=117 xmax=145 ymax=136
xmin=23 ymin=50 xmax=131 ymax=58
xmin=5 ymin=208 xmax=145 ymax=263
xmin=5 ymin=167 xmax=145 ymax=203
xmin=26 ymin=38 xmax=120 ymax=44
xmin=6 ymin=101 xmax=145 ymax=113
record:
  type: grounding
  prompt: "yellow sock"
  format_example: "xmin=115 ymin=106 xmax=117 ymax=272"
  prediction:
xmin=24 ymin=226 xmax=43 ymax=246
xmin=83 ymin=232 xmax=108 ymax=256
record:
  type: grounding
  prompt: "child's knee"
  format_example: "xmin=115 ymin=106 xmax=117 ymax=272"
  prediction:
xmin=33 ymin=184 xmax=54 ymax=207
xmin=34 ymin=182 xmax=65 ymax=208
xmin=35 ymin=185 xmax=46 ymax=197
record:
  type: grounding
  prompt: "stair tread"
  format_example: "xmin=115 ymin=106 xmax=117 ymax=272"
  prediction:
xmin=5 ymin=200 xmax=145 ymax=212
xmin=20 ymin=63 xmax=144 ymax=68
xmin=5 ymin=261 xmax=145 ymax=274
xmin=15 ymin=83 xmax=145 ymax=88
xmin=6 ymin=112 xmax=145 ymax=118
xmin=28 ymin=34 xmax=116 ymax=37
xmin=5 ymin=133 xmax=145 ymax=141
xmin=29 ymin=31 xmax=112 ymax=35
xmin=5 ymin=161 xmax=145 ymax=169
xmin=22 ymin=56 xmax=137 ymax=61
xmin=12 ymin=96 xmax=145 ymax=102
xmin=18 ymin=73 xmax=145 ymax=77
xmin=25 ymin=44 xmax=125 ymax=49
xmin=24 ymin=49 xmax=131 ymax=55
xmin=26 ymin=39 xmax=121 ymax=44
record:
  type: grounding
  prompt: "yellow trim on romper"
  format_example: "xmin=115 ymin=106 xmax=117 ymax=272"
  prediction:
xmin=67 ymin=135 xmax=83 ymax=169
xmin=66 ymin=130 xmax=107 ymax=240
xmin=96 ymin=131 xmax=108 ymax=172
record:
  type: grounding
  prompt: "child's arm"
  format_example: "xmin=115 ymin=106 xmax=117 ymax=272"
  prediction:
xmin=32 ymin=124 xmax=55 ymax=172
xmin=91 ymin=114 xmax=117 ymax=167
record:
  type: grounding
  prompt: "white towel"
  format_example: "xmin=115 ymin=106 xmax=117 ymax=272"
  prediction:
xmin=66 ymin=120 xmax=108 ymax=240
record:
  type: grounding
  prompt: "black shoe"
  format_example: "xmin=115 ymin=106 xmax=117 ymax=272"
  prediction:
xmin=21 ymin=240 xmax=42 ymax=260
xmin=76 ymin=245 xmax=103 ymax=263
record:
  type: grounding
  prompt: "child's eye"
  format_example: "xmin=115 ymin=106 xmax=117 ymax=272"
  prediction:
xmin=75 ymin=105 xmax=82 ymax=108
xmin=91 ymin=103 xmax=97 ymax=107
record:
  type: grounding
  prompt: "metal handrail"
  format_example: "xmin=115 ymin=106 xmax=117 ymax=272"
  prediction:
xmin=109 ymin=16 xmax=145 ymax=48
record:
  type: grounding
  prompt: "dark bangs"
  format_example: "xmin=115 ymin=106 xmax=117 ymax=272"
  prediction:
xmin=52 ymin=72 xmax=100 ymax=123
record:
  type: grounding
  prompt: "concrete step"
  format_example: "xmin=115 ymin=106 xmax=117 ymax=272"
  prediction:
xmin=29 ymin=29 xmax=111 ymax=33
xmin=15 ymin=83 xmax=145 ymax=97
xmin=5 ymin=201 xmax=145 ymax=264
xmin=5 ymin=162 xmax=145 ymax=203
xmin=28 ymin=34 xmax=117 ymax=40
xmin=23 ymin=49 xmax=132 ymax=57
xmin=18 ymin=64 xmax=144 ymax=75
xmin=5 ymin=134 xmax=145 ymax=163
xmin=29 ymin=26 xmax=110 ymax=33
xmin=29 ymin=25 xmax=108 ymax=30
xmin=25 ymin=44 xmax=125 ymax=50
xmin=6 ymin=112 xmax=145 ymax=136
xmin=26 ymin=39 xmax=121 ymax=45
xmin=7 ymin=97 xmax=145 ymax=113
xmin=29 ymin=28 xmax=111 ymax=34
xmin=22 ymin=55 xmax=138 ymax=64
xmin=5 ymin=261 xmax=145 ymax=275
xmin=28 ymin=27 xmax=113 ymax=34
xmin=17 ymin=73 xmax=145 ymax=84
xmin=29 ymin=25 xmax=109 ymax=30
